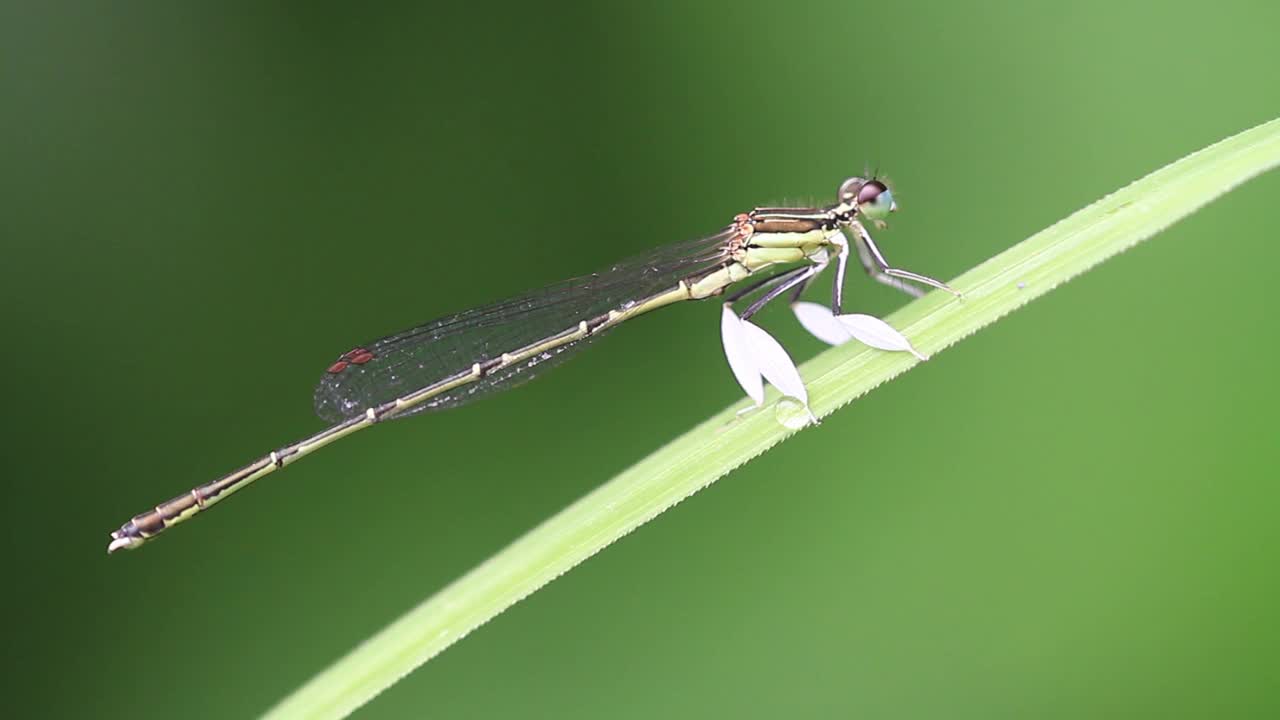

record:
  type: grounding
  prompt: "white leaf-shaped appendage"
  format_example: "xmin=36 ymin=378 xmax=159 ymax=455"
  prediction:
xmin=720 ymin=306 xmax=764 ymax=406
xmin=792 ymin=302 xmax=853 ymax=346
xmin=740 ymin=319 xmax=809 ymax=407
xmin=837 ymin=314 xmax=929 ymax=361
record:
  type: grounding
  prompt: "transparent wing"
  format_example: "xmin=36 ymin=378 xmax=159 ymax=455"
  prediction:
xmin=313 ymin=229 xmax=734 ymax=422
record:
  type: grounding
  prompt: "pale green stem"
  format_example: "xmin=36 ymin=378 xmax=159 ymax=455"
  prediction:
xmin=265 ymin=117 xmax=1280 ymax=719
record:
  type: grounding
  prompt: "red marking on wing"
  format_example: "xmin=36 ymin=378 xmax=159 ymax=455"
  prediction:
xmin=326 ymin=347 xmax=377 ymax=373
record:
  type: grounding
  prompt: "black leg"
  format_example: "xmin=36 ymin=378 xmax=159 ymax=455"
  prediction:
xmin=724 ymin=266 xmax=808 ymax=304
xmin=788 ymin=273 xmax=816 ymax=304
xmin=739 ymin=265 xmax=818 ymax=321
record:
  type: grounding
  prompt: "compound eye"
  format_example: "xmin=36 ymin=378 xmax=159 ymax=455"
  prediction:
xmin=858 ymin=180 xmax=895 ymax=221
xmin=857 ymin=179 xmax=887 ymax=206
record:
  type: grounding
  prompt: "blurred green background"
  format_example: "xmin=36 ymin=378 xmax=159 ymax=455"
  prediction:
xmin=4 ymin=2 xmax=1279 ymax=718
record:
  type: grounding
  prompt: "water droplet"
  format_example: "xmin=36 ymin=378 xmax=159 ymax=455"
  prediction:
xmin=774 ymin=397 xmax=815 ymax=430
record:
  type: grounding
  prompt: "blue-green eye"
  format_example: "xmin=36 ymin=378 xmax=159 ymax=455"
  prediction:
xmin=858 ymin=180 xmax=894 ymax=220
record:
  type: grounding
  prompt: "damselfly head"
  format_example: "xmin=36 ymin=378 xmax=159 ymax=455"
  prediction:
xmin=837 ymin=176 xmax=897 ymax=222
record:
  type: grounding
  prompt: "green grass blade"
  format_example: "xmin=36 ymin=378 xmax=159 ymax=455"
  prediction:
xmin=264 ymin=117 xmax=1280 ymax=719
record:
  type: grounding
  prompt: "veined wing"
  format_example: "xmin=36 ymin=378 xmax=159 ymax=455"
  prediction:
xmin=312 ymin=229 xmax=734 ymax=422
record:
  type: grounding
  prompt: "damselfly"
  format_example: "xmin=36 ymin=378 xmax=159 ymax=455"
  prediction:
xmin=107 ymin=176 xmax=957 ymax=553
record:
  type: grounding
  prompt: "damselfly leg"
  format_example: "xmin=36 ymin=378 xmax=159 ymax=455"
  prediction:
xmin=847 ymin=220 xmax=961 ymax=298
xmin=724 ymin=265 xmax=821 ymax=321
